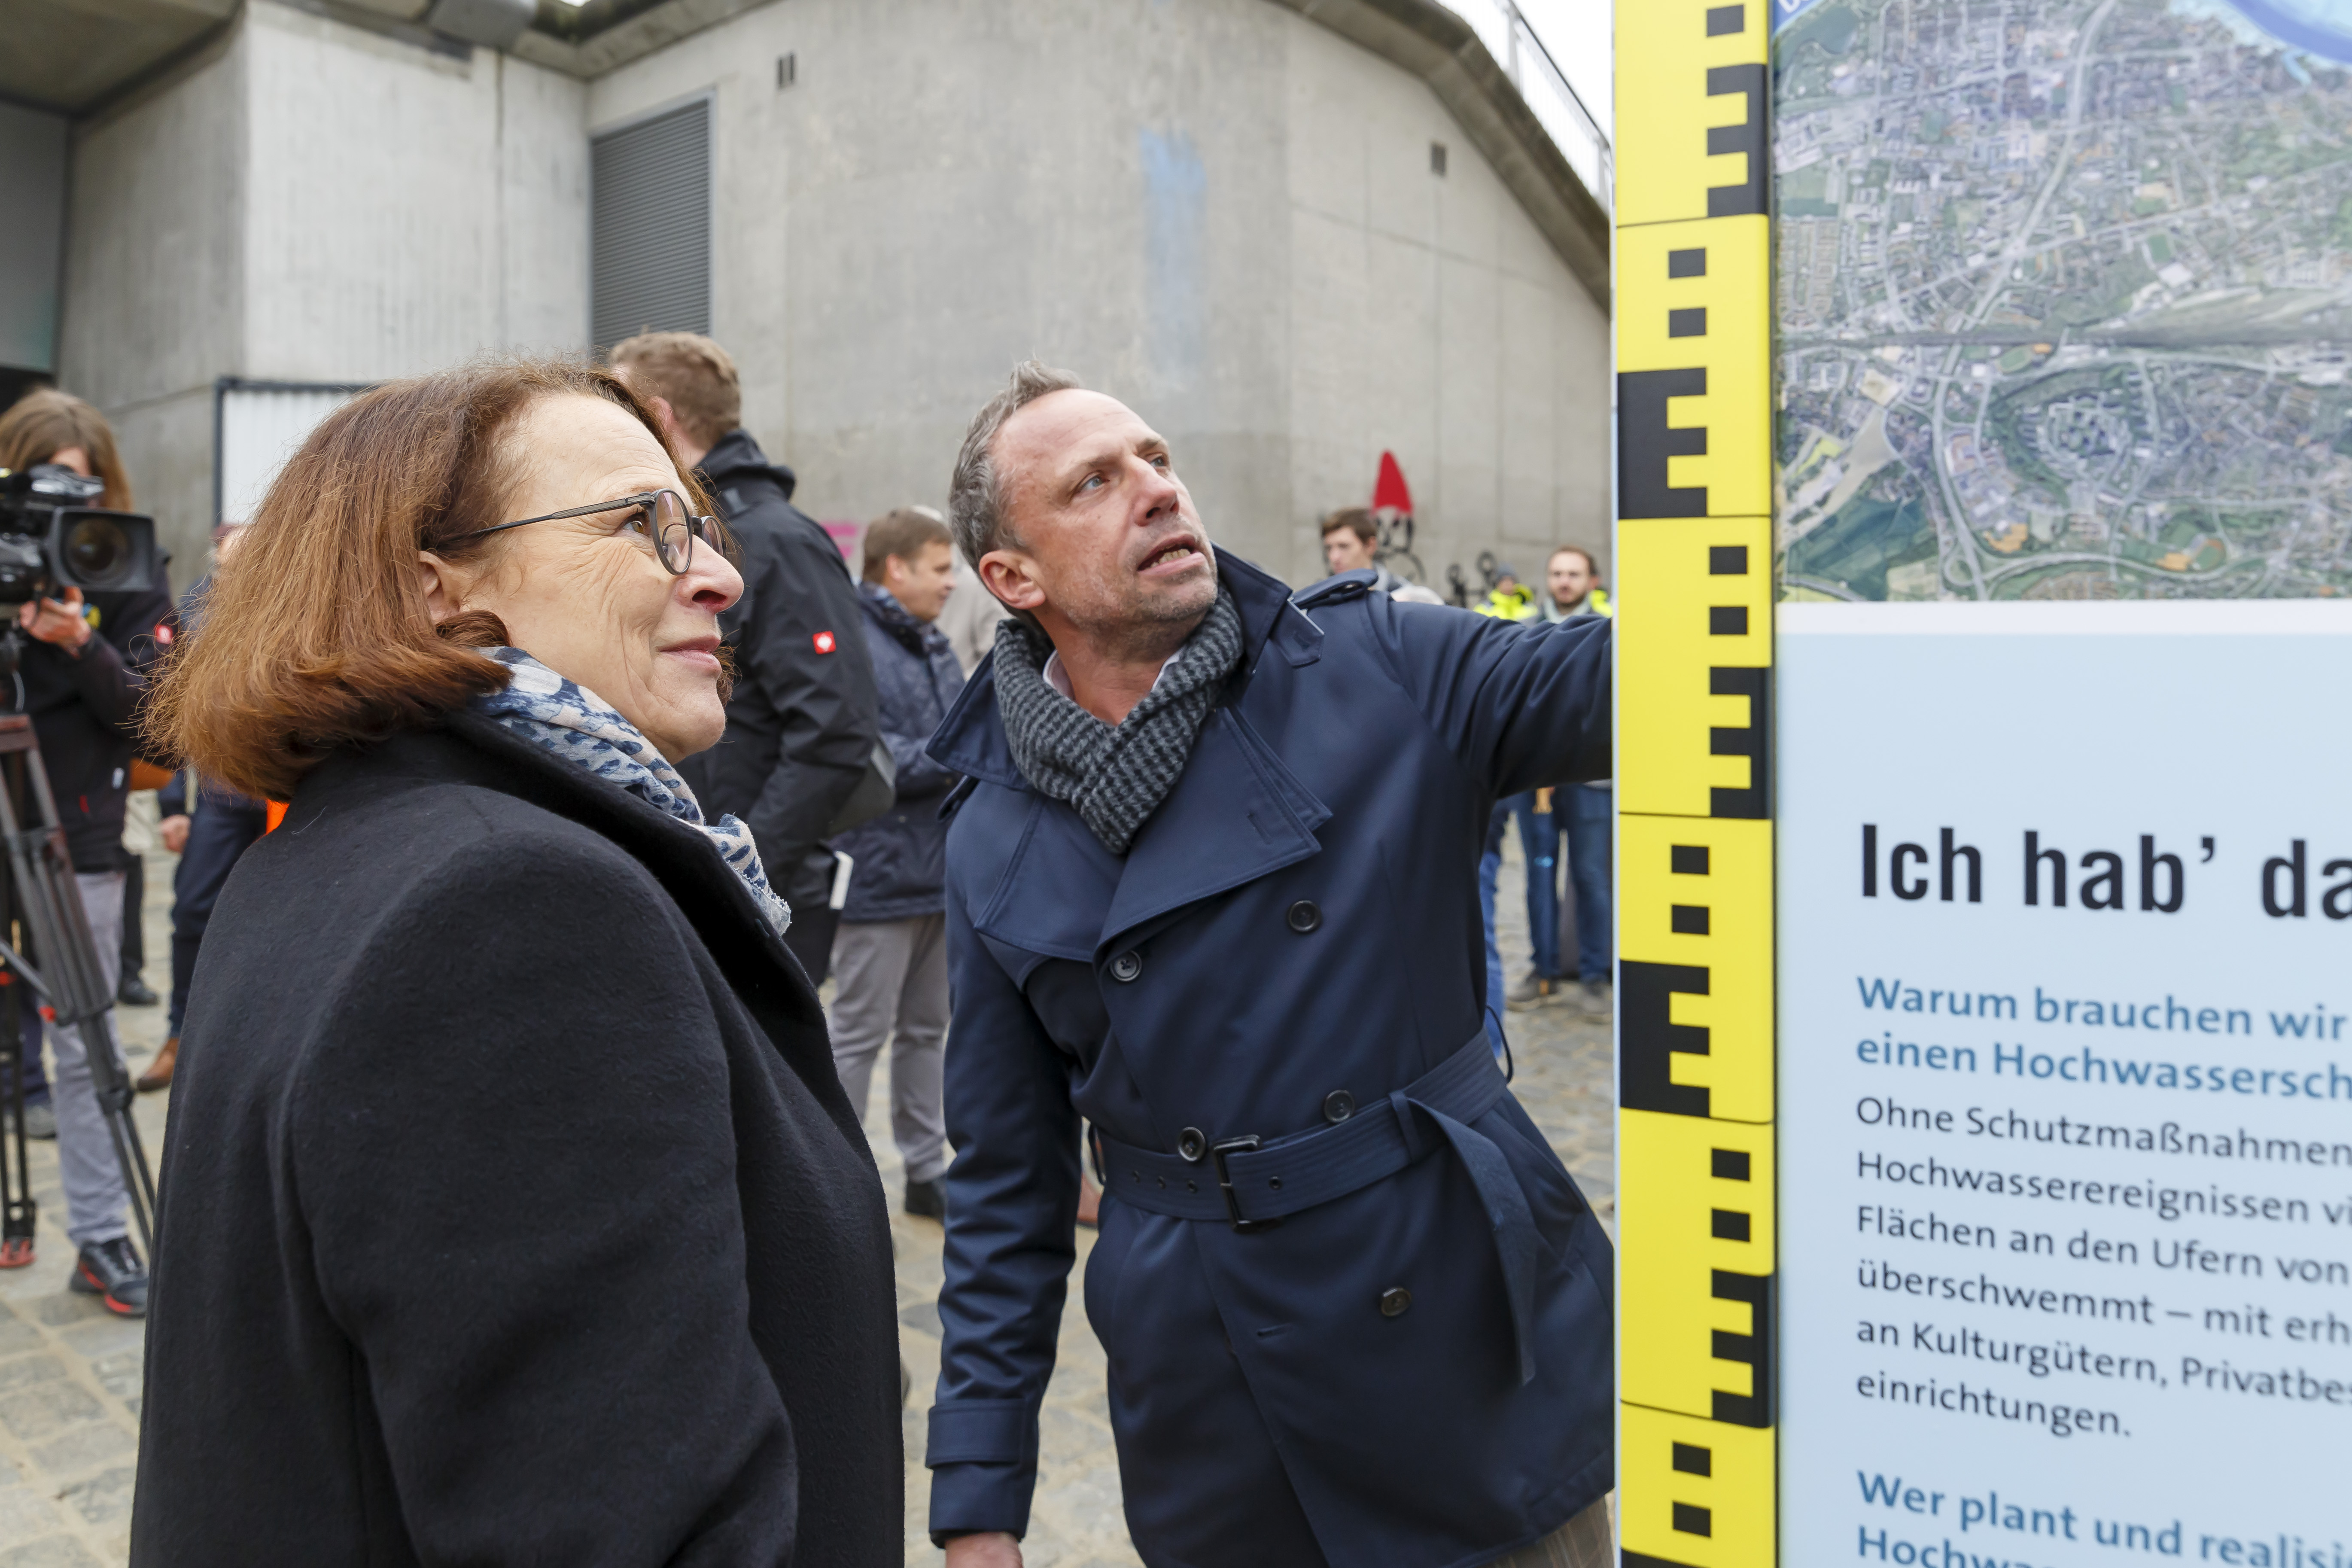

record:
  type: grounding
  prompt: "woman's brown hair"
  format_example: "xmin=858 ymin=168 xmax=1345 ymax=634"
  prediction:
xmin=146 ymin=359 xmax=710 ymax=802
xmin=0 ymin=389 xmax=135 ymax=511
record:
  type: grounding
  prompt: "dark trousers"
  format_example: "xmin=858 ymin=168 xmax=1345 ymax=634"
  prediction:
xmin=1561 ymin=784 xmax=1612 ymax=983
xmin=1510 ymin=793 xmax=1569 ymax=981
xmin=120 ymin=847 xmax=143 ymax=980
xmin=168 ymin=796 xmax=269 ymax=1034
xmin=1509 ymin=786 xmax=1613 ymax=984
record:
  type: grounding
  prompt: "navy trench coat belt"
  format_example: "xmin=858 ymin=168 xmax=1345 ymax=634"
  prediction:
xmin=1096 ymin=1032 xmax=1543 ymax=1385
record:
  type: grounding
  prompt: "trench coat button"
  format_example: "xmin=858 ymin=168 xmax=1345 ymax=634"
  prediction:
xmin=1177 ymin=1127 xmax=1207 ymax=1163
xmin=1379 ymin=1287 xmax=1412 ymax=1318
xmin=1322 ymin=1090 xmax=1355 ymax=1124
xmin=1109 ymin=950 xmax=1143 ymax=983
xmin=1286 ymin=900 xmax=1322 ymax=934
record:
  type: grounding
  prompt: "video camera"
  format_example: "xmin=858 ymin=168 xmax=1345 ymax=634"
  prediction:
xmin=0 ymin=465 xmax=160 ymax=605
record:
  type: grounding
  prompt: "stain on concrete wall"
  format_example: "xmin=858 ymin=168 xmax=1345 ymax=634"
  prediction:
xmin=1138 ymin=127 xmax=1206 ymax=397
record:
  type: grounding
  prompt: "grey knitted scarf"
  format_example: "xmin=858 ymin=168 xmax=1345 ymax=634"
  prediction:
xmin=991 ymin=589 xmax=1245 ymax=855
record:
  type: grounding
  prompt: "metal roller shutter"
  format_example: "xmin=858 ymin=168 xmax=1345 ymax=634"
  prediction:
xmin=590 ymin=99 xmax=712 ymax=353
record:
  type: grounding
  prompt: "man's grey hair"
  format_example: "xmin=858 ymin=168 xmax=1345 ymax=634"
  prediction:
xmin=948 ymin=360 xmax=1085 ymax=570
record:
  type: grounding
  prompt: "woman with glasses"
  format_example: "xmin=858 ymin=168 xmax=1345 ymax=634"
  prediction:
xmin=130 ymin=362 xmax=901 ymax=1565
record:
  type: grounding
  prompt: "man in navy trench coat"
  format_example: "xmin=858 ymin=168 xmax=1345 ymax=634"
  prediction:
xmin=925 ymin=364 xmax=1614 ymax=1568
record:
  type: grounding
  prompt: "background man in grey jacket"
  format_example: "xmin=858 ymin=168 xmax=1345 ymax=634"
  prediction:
xmin=830 ymin=508 xmax=967 ymax=1218
xmin=613 ymin=333 xmax=882 ymax=983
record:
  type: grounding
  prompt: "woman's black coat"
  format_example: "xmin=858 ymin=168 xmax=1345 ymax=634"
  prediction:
xmin=129 ymin=712 xmax=903 ymax=1566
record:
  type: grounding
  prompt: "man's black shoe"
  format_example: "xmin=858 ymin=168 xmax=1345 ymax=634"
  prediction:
xmin=117 ymin=976 xmax=159 ymax=1008
xmin=68 ymin=1237 xmax=148 ymax=1318
xmin=904 ymin=1178 xmax=946 ymax=1220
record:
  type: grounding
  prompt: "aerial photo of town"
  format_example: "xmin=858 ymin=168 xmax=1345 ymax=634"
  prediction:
xmin=1773 ymin=0 xmax=2352 ymax=600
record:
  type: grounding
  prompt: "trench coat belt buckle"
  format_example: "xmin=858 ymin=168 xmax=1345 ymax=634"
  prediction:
xmin=1094 ymin=1031 xmax=1545 ymax=1385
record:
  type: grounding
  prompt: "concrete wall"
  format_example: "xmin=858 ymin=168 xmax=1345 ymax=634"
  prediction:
xmin=589 ymin=0 xmax=1609 ymax=588
xmin=243 ymin=3 xmax=588 ymax=380
xmin=59 ymin=3 xmax=588 ymax=587
xmin=54 ymin=0 xmax=1607 ymax=594
xmin=61 ymin=32 xmax=246 ymax=581
xmin=1282 ymin=15 xmax=1609 ymax=588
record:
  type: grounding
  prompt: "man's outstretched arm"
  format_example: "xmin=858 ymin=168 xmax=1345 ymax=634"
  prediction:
xmin=1360 ymin=594 xmax=1613 ymax=798
xmin=927 ymin=885 xmax=1084 ymax=1550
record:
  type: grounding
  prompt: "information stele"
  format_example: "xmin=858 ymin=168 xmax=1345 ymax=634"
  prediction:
xmin=1616 ymin=4 xmax=2352 ymax=1568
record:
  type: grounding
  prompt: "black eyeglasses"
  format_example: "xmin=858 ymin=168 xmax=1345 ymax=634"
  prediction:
xmin=462 ymin=489 xmax=715 ymax=575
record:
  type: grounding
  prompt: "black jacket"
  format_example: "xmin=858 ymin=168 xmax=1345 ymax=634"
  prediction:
xmin=17 ymin=584 xmax=175 ymax=870
xmin=131 ymin=713 xmax=903 ymax=1566
xmin=680 ymin=430 xmax=881 ymax=910
xmin=833 ymin=582 xmax=965 ymax=923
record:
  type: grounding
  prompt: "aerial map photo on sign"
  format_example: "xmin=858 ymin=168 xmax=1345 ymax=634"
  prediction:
xmin=1773 ymin=0 xmax=2352 ymax=602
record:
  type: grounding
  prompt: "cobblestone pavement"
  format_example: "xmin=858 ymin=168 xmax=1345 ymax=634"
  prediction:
xmin=0 ymin=839 xmax=1613 ymax=1566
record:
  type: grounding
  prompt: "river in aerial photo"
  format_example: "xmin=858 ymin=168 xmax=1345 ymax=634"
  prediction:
xmin=2217 ymin=0 xmax=2352 ymax=61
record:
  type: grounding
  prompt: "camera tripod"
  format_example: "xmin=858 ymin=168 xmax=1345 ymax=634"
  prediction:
xmin=0 ymin=707 xmax=160 ymax=1266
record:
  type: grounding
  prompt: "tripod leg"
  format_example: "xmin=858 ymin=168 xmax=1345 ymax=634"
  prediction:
xmin=99 ymin=1111 xmax=154 ymax=1259
xmin=119 ymin=1112 xmax=157 ymax=1250
xmin=75 ymin=1002 xmax=156 ymax=1257
xmin=0 ymin=974 xmax=30 ymax=1267
xmin=0 ymin=1020 xmax=29 ymax=1279
xmin=85 ymin=1008 xmax=157 ymax=1258
xmin=75 ymin=974 xmax=157 ymax=1258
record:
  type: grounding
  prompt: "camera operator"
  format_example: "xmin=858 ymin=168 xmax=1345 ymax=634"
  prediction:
xmin=0 ymin=390 xmax=175 ymax=1316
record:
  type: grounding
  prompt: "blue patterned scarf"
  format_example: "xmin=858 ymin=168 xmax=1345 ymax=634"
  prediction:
xmin=471 ymin=648 xmax=792 ymax=937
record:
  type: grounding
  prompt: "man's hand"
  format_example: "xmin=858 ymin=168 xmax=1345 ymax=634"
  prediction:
xmin=944 ymin=1532 xmax=1023 ymax=1568
xmin=19 ymin=588 xmax=91 ymax=652
xmin=160 ymin=815 xmax=190 ymax=855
